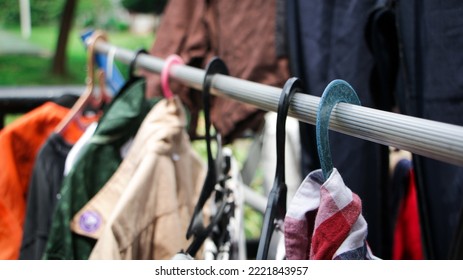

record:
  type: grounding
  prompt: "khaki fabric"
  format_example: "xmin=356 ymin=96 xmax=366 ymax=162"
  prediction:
xmin=82 ymin=96 xmax=205 ymax=259
xmin=43 ymin=79 xmax=157 ymax=260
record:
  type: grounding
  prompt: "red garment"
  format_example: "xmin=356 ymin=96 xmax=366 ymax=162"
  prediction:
xmin=392 ymin=169 xmax=424 ymax=260
xmin=0 ymin=102 xmax=83 ymax=259
xmin=285 ymin=168 xmax=376 ymax=260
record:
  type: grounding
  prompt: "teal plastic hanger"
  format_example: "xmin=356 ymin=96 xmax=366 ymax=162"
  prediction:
xmin=316 ymin=80 xmax=361 ymax=181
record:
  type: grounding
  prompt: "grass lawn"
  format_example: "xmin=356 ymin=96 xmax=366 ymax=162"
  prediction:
xmin=0 ymin=26 xmax=154 ymax=85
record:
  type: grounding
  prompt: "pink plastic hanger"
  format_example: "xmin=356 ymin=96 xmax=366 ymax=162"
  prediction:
xmin=160 ymin=54 xmax=184 ymax=99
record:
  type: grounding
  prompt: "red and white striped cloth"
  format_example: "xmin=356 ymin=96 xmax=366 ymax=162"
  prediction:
xmin=284 ymin=168 xmax=377 ymax=260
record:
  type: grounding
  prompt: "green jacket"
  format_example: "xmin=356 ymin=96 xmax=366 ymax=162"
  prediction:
xmin=43 ymin=79 xmax=159 ymax=260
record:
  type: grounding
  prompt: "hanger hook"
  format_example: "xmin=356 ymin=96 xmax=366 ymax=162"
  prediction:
xmin=316 ymin=79 xmax=361 ymax=181
xmin=185 ymin=56 xmax=229 ymax=240
xmin=201 ymin=57 xmax=229 ymax=157
xmin=86 ymin=30 xmax=107 ymax=92
xmin=160 ymin=54 xmax=184 ymax=99
xmin=256 ymin=77 xmax=303 ymax=260
xmin=275 ymin=77 xmax=303 ymax=184
xmin=128 ymin=48 xmax=148 ymax=80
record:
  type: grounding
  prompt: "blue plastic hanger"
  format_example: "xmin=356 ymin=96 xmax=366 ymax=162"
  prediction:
xmin=256 ymin=77 xmax=304 ymax=260
xmin=316 ymin=79 xmax=361 ymax=181
xmin=128 ymin=48 xmax=148 ymax=80
xmin=81 ymin=30 xmax=125 ymax=93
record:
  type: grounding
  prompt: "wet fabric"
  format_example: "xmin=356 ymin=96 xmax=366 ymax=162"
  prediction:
xmin=20 ymin=133 xmax=73 ymax=259
xmin=0 ymin=102 xmax=82 ymax=259
xmin=43 ymin=79 xmax=158 ymax=260
xmin=285 ymin=0 xmax=391 ymax=257
xmin=146 ymin=0 xmax=290 ymax=143
xmin=284 ymin=168 xmax=377 ymax=260
xmin=391 ymin=160 xmax=424 ymax=260
xmin=88 ymin=97 xmax=205 ymax=260
xmin=64 ymin=122 xmax=97 ymax=176
xmin=395 ymin=0 xmax=463 ymax=259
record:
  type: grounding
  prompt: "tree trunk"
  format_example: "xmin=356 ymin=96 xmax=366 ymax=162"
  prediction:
xmin=51 ymin=0 xmax=78 ymax=76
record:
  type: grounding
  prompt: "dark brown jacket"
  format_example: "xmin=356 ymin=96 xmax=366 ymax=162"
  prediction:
xmin=146 ymin=0 xmax=290 ymax=143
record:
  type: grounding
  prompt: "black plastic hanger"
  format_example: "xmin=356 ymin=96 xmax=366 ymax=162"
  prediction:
xmin=316 ymin=79 xmax=361 ymax=181
xmin=128 ymin=48 xmax=148 ymax=80
xmin=185 ymin=57 xmax=231 ymax=257
xmin=104 ymin=48 xmax=148 ymax=104
xmin=256 ymin=77 xmax=304 ymax=260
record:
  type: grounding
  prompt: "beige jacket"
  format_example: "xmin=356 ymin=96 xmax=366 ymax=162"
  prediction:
xmin=71 ymin=96 xmax=205 ymax=259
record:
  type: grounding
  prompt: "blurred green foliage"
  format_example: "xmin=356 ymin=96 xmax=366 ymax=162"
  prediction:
xmin=76 ymin=0 xmax=128 ymax=31
xmin=0 ymin=26 xmax=154 ymax=85
xmin=0 ymin=0 xmax=127 ymax=31
xmin=0 ymin=0 xmax=65 ymax=27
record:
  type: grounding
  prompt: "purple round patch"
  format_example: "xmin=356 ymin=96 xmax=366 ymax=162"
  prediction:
xmin=79 ymin=211 xmax=101 ymax=233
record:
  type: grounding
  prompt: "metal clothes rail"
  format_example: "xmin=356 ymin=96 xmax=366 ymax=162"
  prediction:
xmin=95 ymin=41 xmax=463 ymax=167
xmin=0 ymin=86 xmax=84 ymax=129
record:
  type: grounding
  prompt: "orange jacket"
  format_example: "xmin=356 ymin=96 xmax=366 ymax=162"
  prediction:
xmin=0 ymin=102 xmax=83 ymax=259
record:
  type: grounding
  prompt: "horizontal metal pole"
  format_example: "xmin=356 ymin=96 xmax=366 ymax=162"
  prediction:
xmin=95 ymin=41 xmax=463 ymax=167
xmin=0 ymin=85 xmax=84 ymax=99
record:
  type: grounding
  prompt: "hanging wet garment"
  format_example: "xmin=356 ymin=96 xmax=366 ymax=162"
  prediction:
xmin=145 ymin=0 xmax=290 ymax=143
xmin=391 ymin=159 xmax=423 ymax=260
xmin=284 ymin=168 xmax=377 ymax=260
xmin=0 ymin=102 xmax=84 ymax=260
xmin=88 ymin=96 xmax=205 ymax=260
xmin=43 ymin=79 xmax=158 ymax=260
xmin=19 ymin=133 xmax=73 ymax=260
xmin=395 ymin=0 xmax=463 ymax=259
xmin=285 ymin=0 xmax=391 ymax=258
